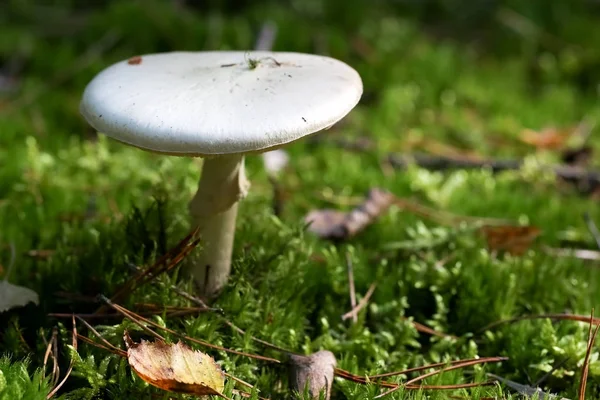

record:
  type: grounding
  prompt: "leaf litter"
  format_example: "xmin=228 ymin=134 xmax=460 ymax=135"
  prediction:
xmin=123 ymin=331 xmax=226 ymax=398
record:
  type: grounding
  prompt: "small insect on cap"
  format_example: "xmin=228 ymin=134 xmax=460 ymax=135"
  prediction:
xmin=80 ymin=51 xmax=363 ymax=156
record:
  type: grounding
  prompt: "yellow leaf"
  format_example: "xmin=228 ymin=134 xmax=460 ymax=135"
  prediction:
xmin=124 ymin=331 xmax=225 ymax=397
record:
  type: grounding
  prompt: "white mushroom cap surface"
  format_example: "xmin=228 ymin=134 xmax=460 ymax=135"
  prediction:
xmin=80 ymin=51 xmax=362 ymax=155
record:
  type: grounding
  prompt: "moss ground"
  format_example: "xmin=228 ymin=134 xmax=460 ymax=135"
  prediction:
xmin=1 ymin=1 xmax=600 ymax=399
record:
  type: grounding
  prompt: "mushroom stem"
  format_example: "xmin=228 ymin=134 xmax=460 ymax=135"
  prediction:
xmin=188 ymin=154 xmax=250 ymax=296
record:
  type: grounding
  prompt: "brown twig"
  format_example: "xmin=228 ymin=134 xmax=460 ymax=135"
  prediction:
xmin=342 ymin=283 xmax=377 ymax=321
xmin=50 ymin=307 xmax=209 ymax=320
xmin=374 ymin=356 xmax=507 ymax=398
xmin=77 ymin=334 xmax=126 ymax=357
xmin=128 ymin=256 xmax=293 ymax=356
xmin=42 ymin=328 xmax=59 ymax=388
xmin=368 ymin=357 xmax=488 ymax=380
xmin=578 ymin=310 xmax=600 ymax=400
xmin=75 ymin=316 xmax=127 ymax=357
xmin=99 ymin=295 xmax=280 ymax=363
xmin=406 ymin=318 xmax=457 ymax=339
xmin=95 ymin=226 xmax=200 ymax=314
xmin=47 ymin=316 xmax=77 ymax=398
xmin=335 ymin=366 xmax=498 ymax=390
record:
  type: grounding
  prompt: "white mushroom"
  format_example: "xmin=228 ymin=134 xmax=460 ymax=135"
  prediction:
xmin=80 ymin=51 xmax=362 ymax=296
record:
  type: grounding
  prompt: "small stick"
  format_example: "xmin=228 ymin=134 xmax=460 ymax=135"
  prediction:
xmin=345 ymin=252 xmax=357 ymax=323
xmin=406 ymin=318 xmax=457 ymax=339
xmin=97 ymin=226 xmax=200 ymax=313
xmin=51 ymin=328 xmax=60 ymax=387
xmin=369 ymin=356 xmax=491 ymax=380
xmin=342 ymin=282 xmax=377 ymax=321
xmin=77 ymin=334 xmax=126 ymax=357
xmin=47 ymin=315 xmax=77 ymax=399
xmin=374 ymin=357 xmax=507 ymax=398
xmin=99 ymin=295 xmax=280 ymax=363
xmin=579 ymin=310 xmax=600 ymax=400
xmin=75 ymin=316 xmax=127 ymax=357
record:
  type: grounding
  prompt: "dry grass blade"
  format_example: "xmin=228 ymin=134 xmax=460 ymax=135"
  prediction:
xmin=75 ymin=315 xmax=128 ymax=357
xmin=42 ymin=328 xmax=59 ymax=388
xmin=415 ymin=381 xmax=496 ymax=390
xmin=47 ymin=315 xmax=77 ymax=399
xmin=342 ymin=282 xmax=377 ymax=321
xmin=99 ymin=296 xmax=281 ymax=363
xmin=373 ymin=356 xmax=507 ymax=398
xmin=345 ymin=252 xmax=357 ymax=323
xmin=369 ymin=357 xmax=489 ymax=379
xmin=129 ymin=258 xmax=291 ymax=355
xmin=405 ymin=318 xmax=457 ymax=339
xmin=578 ymin=310 xmax=600 ymax=400
xmin=77 ymin=334 xmax=126 ymax=357
xmin=336 ymin=367 xmax=497 ymax=391
xmin=393 ymin=197 xmax=511 ymax=227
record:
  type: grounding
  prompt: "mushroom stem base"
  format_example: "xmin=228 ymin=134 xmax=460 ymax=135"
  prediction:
xmin=188 ymin=154 xmax=249 ymax=296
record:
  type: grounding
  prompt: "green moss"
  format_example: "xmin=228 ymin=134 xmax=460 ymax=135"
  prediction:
xmin=1 ymin=1 xmax=600 ymax=399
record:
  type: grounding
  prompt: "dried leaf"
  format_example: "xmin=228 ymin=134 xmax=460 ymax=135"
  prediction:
xmin=305 ymin=188 xmax=395 ymax=240
xmin=0 ymin=280 xmax=39 ymax=312
xmin=480 ymin=225 xmax=541 ymax=255
xmin=520 ymin=126 xmax=574 ymax=150
xmin=124 ymin=332 xmax=225 ymax=397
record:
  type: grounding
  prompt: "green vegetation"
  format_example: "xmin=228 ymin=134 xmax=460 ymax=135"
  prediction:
xmin=1 ymin=0 xmax=599 ymax=398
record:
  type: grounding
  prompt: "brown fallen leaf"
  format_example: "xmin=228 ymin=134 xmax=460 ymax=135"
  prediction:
xmin=479 ymin=225 xmax=541 ymax=255
xmin=123 ymin=331 xmax=225 ymax=397
xmin=305 ymin=188 xmax=395 ymax=240
xmin=520 ymin=126 xmax=574 ymax=150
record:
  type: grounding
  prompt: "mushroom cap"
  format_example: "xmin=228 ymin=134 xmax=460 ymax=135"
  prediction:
xmin=80 ymin=51 xmax=362 ymax=156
